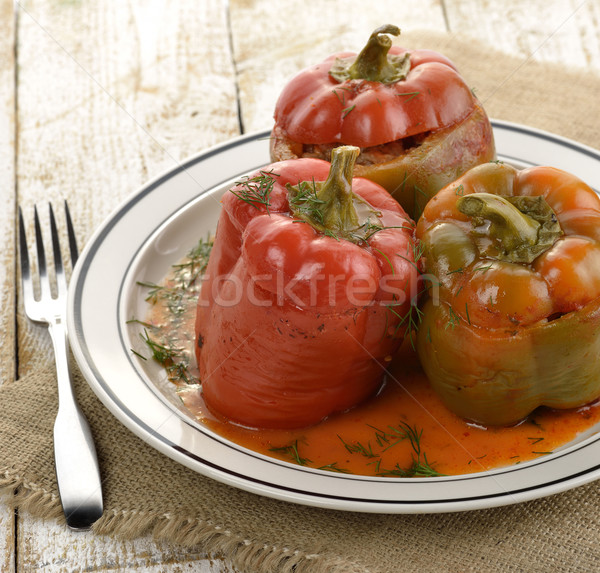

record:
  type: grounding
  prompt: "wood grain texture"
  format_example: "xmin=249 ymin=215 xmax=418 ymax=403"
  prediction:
xmin=14 ymin=0 xmax=238 ymax=570
xmin=444 ymin=0 xmax=600 ymax=70
xmin=15 ymin=0 xmax=239 ymax=275
xmin=0 ymin=0 xmax=16 ymax=386
xmin=0 ymin=0 xmax=16 ymax=570
xmin=229 ymin=0 xmax=448 ymax=132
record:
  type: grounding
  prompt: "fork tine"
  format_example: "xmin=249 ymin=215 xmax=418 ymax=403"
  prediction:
xmin=64 ymin=200 xmax=79 ymax=265
xmin=18 ymin=207 xmax=34 ymax=304
xmin=33 ymin=205 xmax=50 ymax=299
xmin=49 ymin=203 xmax=67 ymax=292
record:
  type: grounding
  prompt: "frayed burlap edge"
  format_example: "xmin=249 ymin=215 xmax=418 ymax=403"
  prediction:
xmin=0 ymin=468 xmax=366 ymax=573
xmin=0 ymin=469 xmax=63 ymax=521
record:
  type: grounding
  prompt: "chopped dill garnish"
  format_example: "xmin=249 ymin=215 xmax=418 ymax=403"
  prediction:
xmin=374 ymin=422 xmax=445 ymax=477
xmin=399 ymin=170 xmax=409 ymax=192
xmin=378 ymin=453 xmax=443 ymax=478
xmin=368 ymin=458 xmax=382 ymax=473
xmin=395 ymin=239 xmax=422 ymax=273
xmin=529 ymin=419 xmax=544 ymax=430
xmin=445 ymin=306 xmax=461 ymax=330
xmin=359 ymin=221 xmax=413 ymax=241
xmin=411 ymin=239 xmax=425 ymax=266
xmin=131 ymin=236 xmax=213 ymax=385
xmin=130 ymin=349 xmax=147 ymax=360
xmin=372 ymin=247 xmax=396 ymax=275
xmin=269 ymin=440 xmax=312 ymax=466
xmin=318 ymin=462 xmax=352 ymax=474
xmin=347 ymin=221 xmax=413 ymax=244
xmin=268 ymin=421 xmax=443 ymax=478
xmin=139 ymin=328 xmax=182 ymax=364
xmin=229 ymin=169 xmax=279 ymax=213
xmin=137 ymin=280 xmax=165 ymax=304
xmin=332 ymin=88 xmax=346 ymax=106
xmin=342 ymin=104 xmax=356 ymax=118
xmin=358 ymin=220 xmax=385 ymax=241
xmin=322 ymin=228 xmax=340 ymax=240
xmin=338 ymin=435 xmax=378 ymax=458
xmin=385 ymin=300 xmax=424 ymax=349
xmin=172 ymin=237 xmax=213 ymax=287
xmin=395 ymin=91 xmax=420 ymax=102
xmin=139 ymin=328 xmax=196 ymax=385
xmin=126 ymin=317 xmax=157 ymax=329
xmin=287 ymin=179 xmax=325 ymax=224
xmin=395 ymin=253 xmax=418 ymax=272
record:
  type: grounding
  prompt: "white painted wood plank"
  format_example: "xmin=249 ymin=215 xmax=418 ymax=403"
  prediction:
xmin=15 ymin=0 xmax=238 ymax=570
xmin=444 ymin=0 xmax=600 ymax=71
xmin=17 ymin=514 xmax=239 ymax=572
xmin=229 ymin=0 xmax=448 ymax=132
xmin=0 ymin=0 xmax=17 ymax=569
xmin=16 ymin=0 xmax=239 ymax=255
xmin=0 ymin=0 xmax=16 ymax=384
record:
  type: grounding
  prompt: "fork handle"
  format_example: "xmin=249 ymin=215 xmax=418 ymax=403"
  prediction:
xmin=48 ymin=319 xmax=104 ymax=530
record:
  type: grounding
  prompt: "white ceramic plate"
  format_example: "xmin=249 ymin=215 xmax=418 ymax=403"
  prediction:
xmin=68 ymin=121 xmax=600 ymax=514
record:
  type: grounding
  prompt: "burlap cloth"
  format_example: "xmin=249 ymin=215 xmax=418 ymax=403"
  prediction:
xmin=2 ymin=32 xmax=600 ymax=573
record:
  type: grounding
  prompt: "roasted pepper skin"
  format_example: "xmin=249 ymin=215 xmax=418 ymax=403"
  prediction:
xmin=269 ymin=25 xmax=495 ymax=218
xmin=195 ymin=155 xmax=418 ymax=429
xmin=416 ymin=162 xmax=600 ymax=426
xmin=272 ymin=46 xmax=475 ymax=147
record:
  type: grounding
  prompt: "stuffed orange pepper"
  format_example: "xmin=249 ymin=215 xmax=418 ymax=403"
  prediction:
xmin=416 ymin=162 xmax=600 ymax=426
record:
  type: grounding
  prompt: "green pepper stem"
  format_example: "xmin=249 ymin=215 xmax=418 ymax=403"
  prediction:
xmin=329 ymin=25 xmax=410 ymax=84
xmin=317 ymin=146 xmax=360 ymax=232
xmin=457 ymin=192 xmax=562 ymax=264
xmin=350 ymin=25 xmax=399 ymax=81
xmin=287 ymin=145 xmax=384 ymax=242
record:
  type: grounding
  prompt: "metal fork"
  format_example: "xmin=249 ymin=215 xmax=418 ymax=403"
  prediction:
xmin=18 ymin=202 xmax=103 ymax=530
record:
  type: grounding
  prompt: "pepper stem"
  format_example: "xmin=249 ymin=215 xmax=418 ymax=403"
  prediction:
xmin=317 ymin=146 xmax=360 ymax=232
xmin=457 ymin=192 xmax=562 ymax=264
xmin=329 ymin=25 xmax=410 ymax=84
xmin=287 ymin=146 xmax=382 ymax=242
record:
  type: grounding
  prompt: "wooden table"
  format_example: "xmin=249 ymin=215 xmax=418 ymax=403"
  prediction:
xmin=1 ymin=0 xmax=599 ymax=570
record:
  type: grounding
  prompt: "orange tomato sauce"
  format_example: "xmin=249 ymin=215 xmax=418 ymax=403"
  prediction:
xmin=145 ymin=245 xmax=600 ymax=478
xmin=180 ymin=343 xmax=600 ymax=477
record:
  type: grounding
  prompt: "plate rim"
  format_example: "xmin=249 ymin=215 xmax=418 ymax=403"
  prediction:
xmin=67 ymin=120 xmax=600 ymax=513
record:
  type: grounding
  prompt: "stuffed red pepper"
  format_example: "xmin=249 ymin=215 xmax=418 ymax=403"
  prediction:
xmin=195 ymin=146 xmax=419 ymax=429
xmin=270 ymin=24 xmax=495 ymax=218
